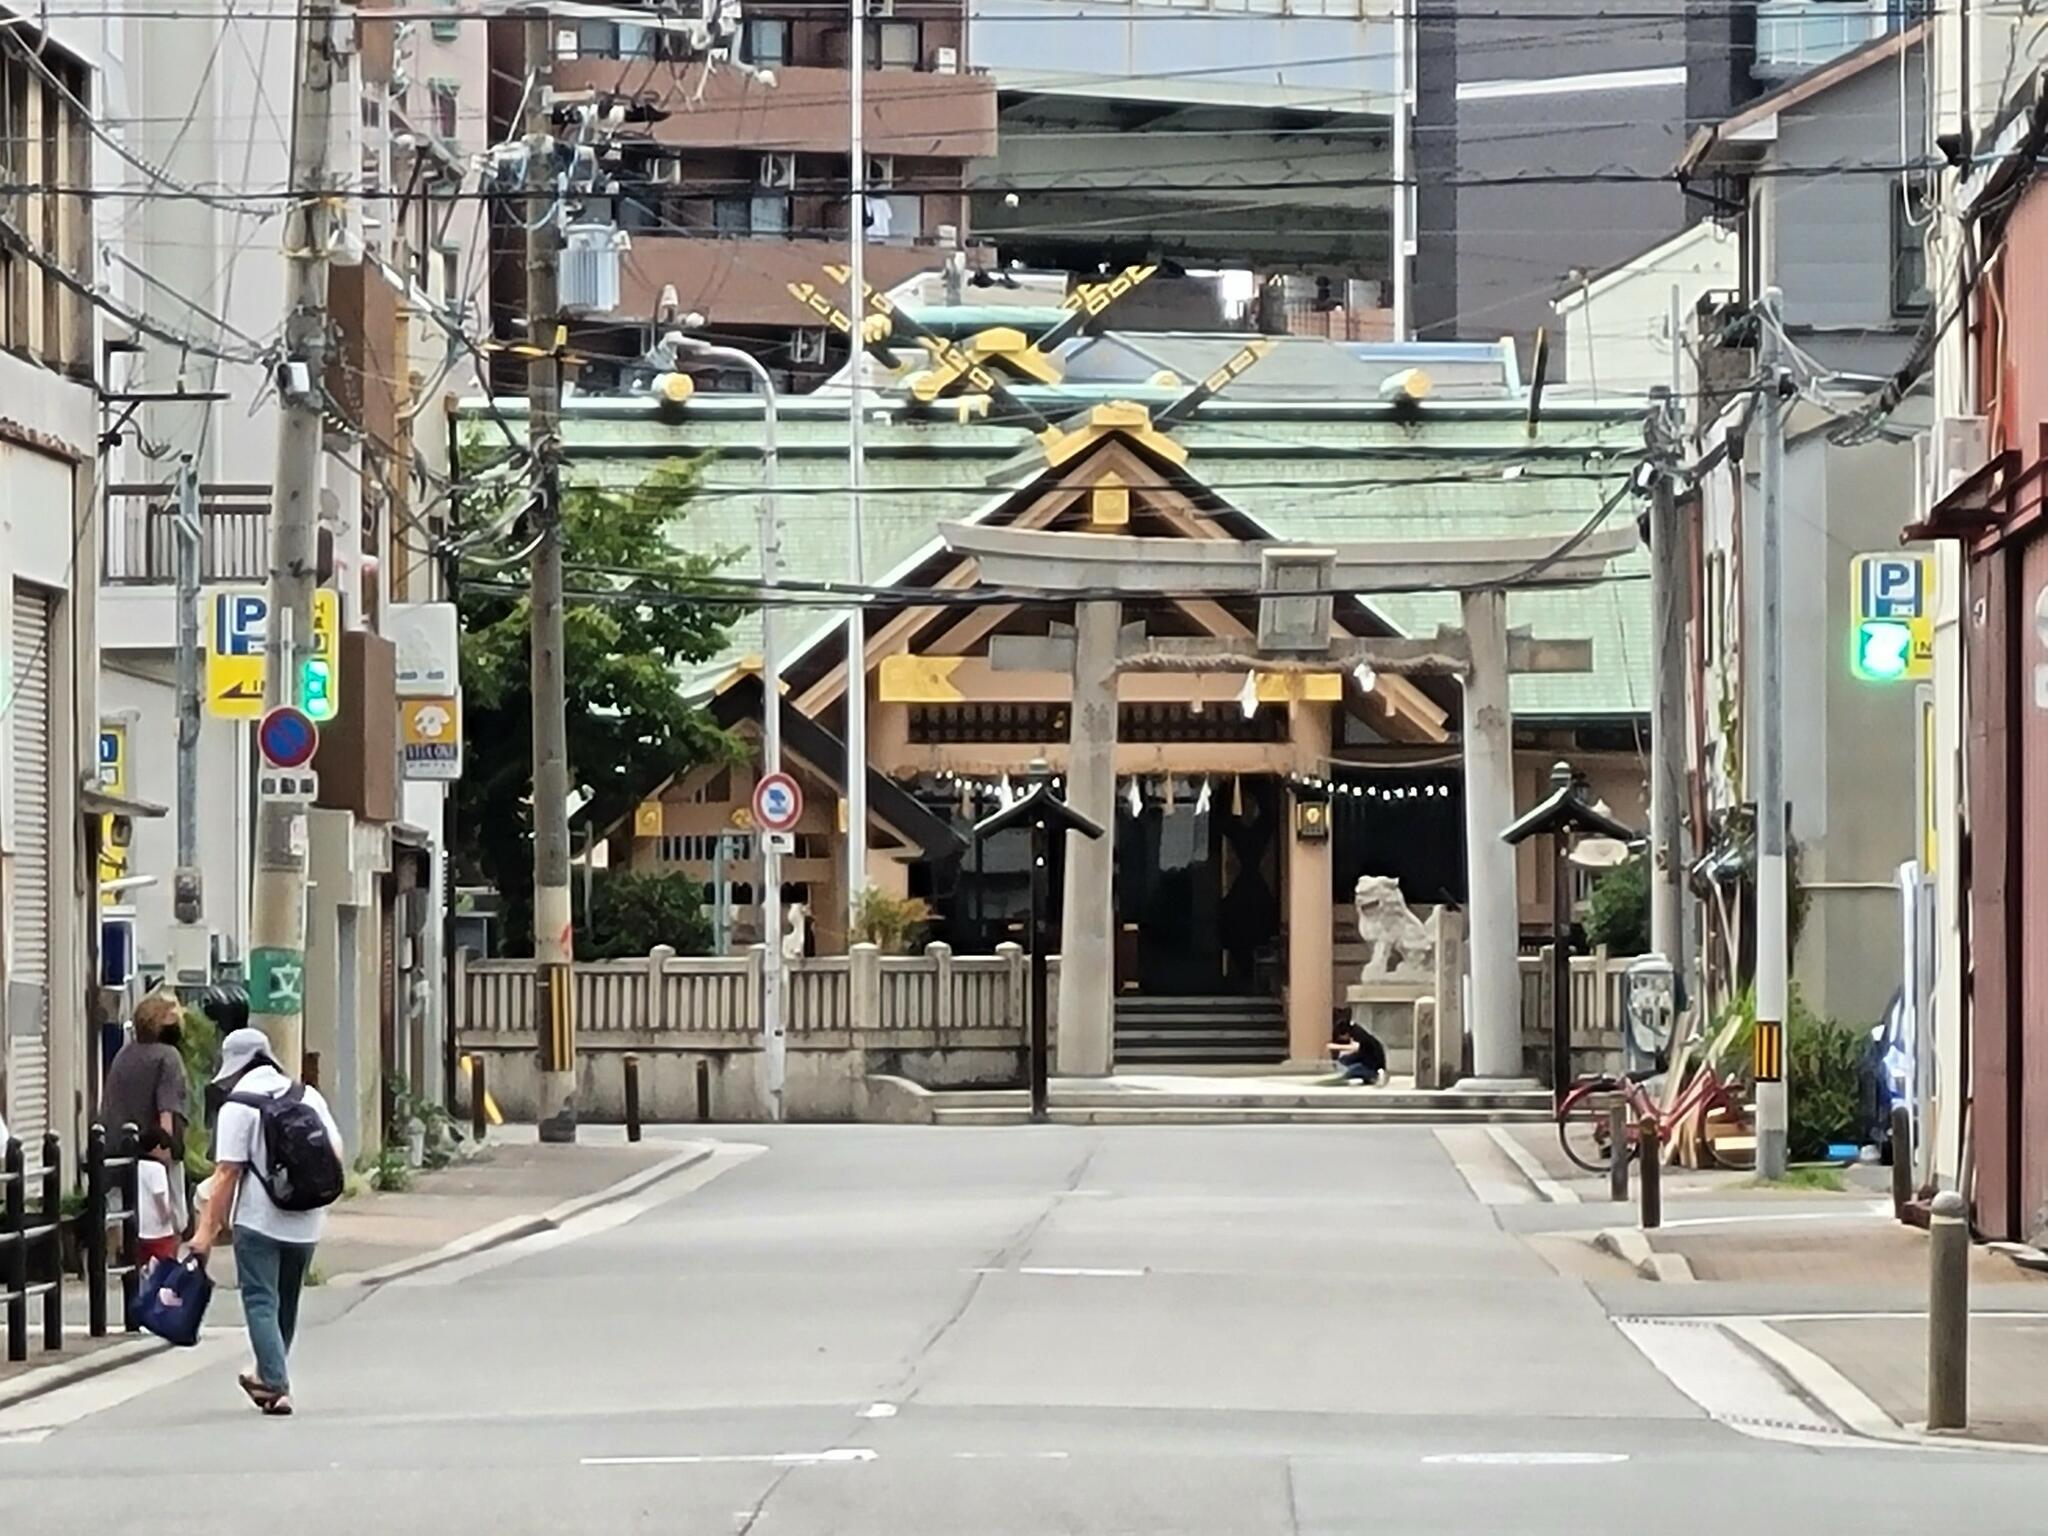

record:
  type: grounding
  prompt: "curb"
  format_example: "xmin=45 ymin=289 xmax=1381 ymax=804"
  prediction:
xmin=0 ymin=1335 xmax=168 ymax=1415
xmin=1595 ymin=1226 xmax=1696 ymax=1283
xmin=327 ymin=1142 xmax=718 ymax=1289
xmin=1484 ymin=1125 xmax=1580 ymax=1204
xmin=0 ymin=1142 xmax=722 ymax=1410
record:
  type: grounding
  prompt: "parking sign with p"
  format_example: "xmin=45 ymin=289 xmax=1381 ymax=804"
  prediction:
xmin=1850 ymin=553 xmax=1933 ymax=682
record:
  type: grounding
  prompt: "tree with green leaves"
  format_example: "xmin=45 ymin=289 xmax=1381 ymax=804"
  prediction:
xmin=456 ymin=457 xmax=739 ymax=951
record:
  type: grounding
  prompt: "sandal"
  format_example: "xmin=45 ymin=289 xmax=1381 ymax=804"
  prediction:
xmin=238 ymin=1373 xmax=284 ymax=1410
xmin=261 ymin=1395 xmax=294 ymax=1417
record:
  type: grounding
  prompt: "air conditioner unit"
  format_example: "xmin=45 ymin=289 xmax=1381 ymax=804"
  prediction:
xmin=1931 ymin=414 xmax=1988 ymax=503
xmin=791 ymin=328 xmax=828 ymax=365
xmin=866 ymin=154 xmax=894 ymax=187
xmin=866 ymin=0 xmax=894 ymax=16
xmin=932 ymin=45 xmax=958 ymax=73
xmin=758 ymin=152 xmax=796 ymax=189
xmin=650 ymin=157 xmax=683 ymax=186
xmin=936 ymin=223 xmax=959 ymax=245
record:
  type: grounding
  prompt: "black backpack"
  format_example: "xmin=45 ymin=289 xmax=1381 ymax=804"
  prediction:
xmin=227 ymin=1084 xmax=345 ymax=1211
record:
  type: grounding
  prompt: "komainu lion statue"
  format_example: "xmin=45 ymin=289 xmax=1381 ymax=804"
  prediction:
xmin=1354 ymin=874 xmax=1438 ymax=982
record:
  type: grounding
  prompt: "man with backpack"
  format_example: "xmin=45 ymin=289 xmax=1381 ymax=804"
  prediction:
xmin=192 ymin=1027 xmax=346 ymax=1416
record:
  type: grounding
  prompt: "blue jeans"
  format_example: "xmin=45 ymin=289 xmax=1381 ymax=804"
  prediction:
xmin=234 ymin=1228 xmax=315 ymax=1392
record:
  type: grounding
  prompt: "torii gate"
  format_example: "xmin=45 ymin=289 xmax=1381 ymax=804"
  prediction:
xmin=941 ymin=474 xmax=1636 ymax=1085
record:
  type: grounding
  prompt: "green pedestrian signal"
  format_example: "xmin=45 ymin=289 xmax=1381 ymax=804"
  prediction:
xmin=1854 ymin=619 xmax=1914 ymax=681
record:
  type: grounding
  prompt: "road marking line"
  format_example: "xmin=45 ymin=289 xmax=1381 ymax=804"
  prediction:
xmin=951 ymin=1450 xmax=1070 ymax=1460
xmin=969 ymin=1265 xmax=1146 ymax=1278
xmin=399 ymin=1143 xmax=764 ymax=1288
xmin=1656 ymin=1203 xmax=1892 ymax=1230
xmin=1423 ymin=1452 xmax=1628 ymax=1466
xmin=1485 ymin=1126 xmax=1580 ymax=1204
xmin=583 ymin=1448 xmax=876 ymax=1468
xmin=0 ymin=1430 xmax=52 ymax=1445
xmin=858 ymin=1402 xmax=898 ymax=1418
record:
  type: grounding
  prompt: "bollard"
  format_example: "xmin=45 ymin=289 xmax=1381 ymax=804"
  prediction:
xmin=39 ymin=1132 xmax=62 ymax=1353
xmin=469 ymin=1054 xmax=488 ymax=1144
xmin=85 ymin=1126 xmax=108 ymax=1338
xmin=1609 ymin=1102 xmax=1631 ymax=1203
xmin=4 ymin=1139 xmax=25 ymax=1363
xmin=1638 ymin=1118 xmax=1662 ymax=1231
xmin=116 ymin=1125 xmax=141 ymax=1332
xmin=1891 ymin=1102 xmax=1915 ymax=1220
xmin=624 ymin=1053 xmax=643 ymax=1143
xmin=302 ymin=1050 xmax=321 ymax=1090
xmin=696 ymin=1059 xmax=713 ymax=1124
xmin=1927 ymin=1189 xmax=1970 ymax=1431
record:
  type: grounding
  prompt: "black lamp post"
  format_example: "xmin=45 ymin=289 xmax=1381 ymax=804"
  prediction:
xmin=1502 ymin=760 xmax=1641 ymax=1107
xmin=972 ymin=762 xmax=1105 ymax=1123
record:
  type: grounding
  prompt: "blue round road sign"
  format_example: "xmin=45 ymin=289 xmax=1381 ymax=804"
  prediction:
xmin=259 ymin=705 xmax=319 ymax=769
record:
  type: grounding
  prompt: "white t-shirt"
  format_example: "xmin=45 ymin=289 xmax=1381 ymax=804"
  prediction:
xmin=214 ymin=1066 xmax=343 ymax=1245
xmin=137 ymin=1158 xmax=178 ymax=1241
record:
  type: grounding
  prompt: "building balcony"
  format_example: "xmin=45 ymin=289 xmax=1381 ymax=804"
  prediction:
xmin=104 ymin=486 xmax=271 ymax=585
xmin=553 ymin=59 xmax=998 ymax=160
xmin=617 ymin=235 xmax=982 ymax=329
xmin=1754 ymin=0 xmax=1900 ymax=77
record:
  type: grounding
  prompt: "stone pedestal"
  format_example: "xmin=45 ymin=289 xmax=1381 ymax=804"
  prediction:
xmin=1348 ymin=979 xmax=1427 ymax=1077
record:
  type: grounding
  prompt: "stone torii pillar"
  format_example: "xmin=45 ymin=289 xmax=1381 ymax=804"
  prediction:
xmin=945 ymin=520 xmax=1636 ymax=1081
xmin=1459 ymin=588 xmax=1522 ymax=1085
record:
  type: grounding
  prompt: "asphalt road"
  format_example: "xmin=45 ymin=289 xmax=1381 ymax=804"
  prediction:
xmin=5 ymin=1125 xmax=2044 ymax=1533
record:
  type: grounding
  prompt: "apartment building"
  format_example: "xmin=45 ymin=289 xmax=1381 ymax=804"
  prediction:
xmin=527 ymin=1 xmax=997 ymax=392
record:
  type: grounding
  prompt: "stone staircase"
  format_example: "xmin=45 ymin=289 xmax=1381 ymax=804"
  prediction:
xmin=1112 ymin=995 xmax=1289 ymax=1066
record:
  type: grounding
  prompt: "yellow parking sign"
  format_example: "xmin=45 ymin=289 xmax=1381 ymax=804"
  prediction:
xmin=206 ymin=588 xmax=341 ymax=719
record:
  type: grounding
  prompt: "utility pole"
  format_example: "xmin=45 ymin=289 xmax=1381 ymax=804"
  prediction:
xmin=674 ymin=339 xmax=785 ymax=1118
xmin=172 ymin=458 xmax=203 ymax=938
xmin=524 ymin=9 xmax=577 ymax=1143
xmin=1756 ymin=289 xmax=1790 ymax=1180
xmin=1645 ymin=387 xmax=1686 ymax=991
xmin=248 ymin=0 xmax=345 ymax=1069
xmin=844 ymin=0 xmax=870 ymax=940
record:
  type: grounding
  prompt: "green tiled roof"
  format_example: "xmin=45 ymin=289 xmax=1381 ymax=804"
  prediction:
xmin=470 ymin=396 xmax=1647 ymax=717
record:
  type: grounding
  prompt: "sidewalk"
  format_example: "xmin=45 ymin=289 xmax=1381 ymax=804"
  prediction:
xmin=0 ymin=1129 xmax=694 ymax=1405
xmin=1491 ymin=1125 xmax=2048 ymax=1448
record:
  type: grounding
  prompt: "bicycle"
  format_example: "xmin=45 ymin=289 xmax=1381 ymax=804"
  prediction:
xmin=1555 ymin=1061 xmax=1754 ymax=1173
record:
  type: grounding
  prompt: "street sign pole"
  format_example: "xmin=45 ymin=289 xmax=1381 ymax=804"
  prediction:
xmin=752 ymin=771 xmax=802 ymax=1121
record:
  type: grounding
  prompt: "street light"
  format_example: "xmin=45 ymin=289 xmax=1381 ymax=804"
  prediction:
xmin=663 ymin=337 xmax=787 ymax=1120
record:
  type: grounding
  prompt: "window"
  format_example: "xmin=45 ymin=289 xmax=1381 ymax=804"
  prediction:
xmin=577 ymin=19 xmax=619 ymax=56
xmin=743 ymin=17 xmax=790 ymax=67
xmin=616 ymin=23 xmax=657 ymax=57
xmin=428 ymin=80 xmax=459 ymax=141
xmin=865 ymin=20 xmax=920 ymax=69
xmin=713 ymin=195 xmax=790 ymax=236
xmin=1892 ymin=190 xmax=1931 ymax=317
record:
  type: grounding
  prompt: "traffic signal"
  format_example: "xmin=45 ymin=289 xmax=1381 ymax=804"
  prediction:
xmin=300 ymin=655 xmax=335 ymax=720
xmin=1854 ymin=619 xmax=1914 ymax=681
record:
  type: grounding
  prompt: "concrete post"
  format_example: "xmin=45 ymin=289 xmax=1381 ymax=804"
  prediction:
xmin=1928 ymin=1189 xmax=1969 ymax=1431
xmin=647 ymin=945 xmax=676 ymax=1032
xmin=928 ymin=941 xmax=954 ymax=1033
xmin=851 ymin=942 xmax=882 ymax=1033
xmin=998 ymin=941 xmax=1025 ymax=1034
xmin=1459 ymin=587 xmax=1525 ymax=1083
xmin=1412 ymin=997 xmax=1436 ymax=1086
xmin=1057 ymin=599 xmax=1120 ymax=1076
xmin=1431 ymin=907 xmax=1467 ymax=1088
xmin=1890 ymin=1102 xmax=1915 ymax=1219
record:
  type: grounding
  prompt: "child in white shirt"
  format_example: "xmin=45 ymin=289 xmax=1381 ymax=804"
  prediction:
xmin=135 ymin=1125 xmax=181 ymax=1267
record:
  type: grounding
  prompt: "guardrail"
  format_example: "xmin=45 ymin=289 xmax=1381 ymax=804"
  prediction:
xmin=2 ymin=1126 xmax=143 ymax=1364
